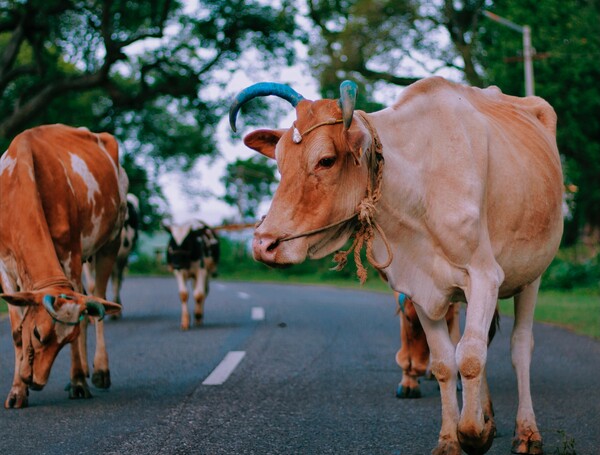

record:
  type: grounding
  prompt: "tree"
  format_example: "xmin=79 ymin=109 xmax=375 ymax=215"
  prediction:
xmin=0 ymin=0 xmax=299 ymax=227
xmin=479 ymin=0 xmax=600 ymax=246
xmin=220 ymin=156 xmax=278 ymax=221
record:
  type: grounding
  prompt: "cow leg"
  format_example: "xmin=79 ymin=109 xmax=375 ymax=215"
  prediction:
xmin=193 ymin=268 xmax=208 ymax=326
xmin=447 ymin=303 xmax=463 ymax=391
xmin=110 ymin=259 xmax=124 ymax=319
xmin=396 ymin=299 xmax=429 ymax=398
xmin=175 ymin=270 xmax=190 ymax=330
xmin=5 ymin=309 xmax=29 ymax=409
xmin=89 ymin=238 xmax=119 ymax=389
xmin=510 ymin=277 xmax=543 ymax=455
xmin=456 ymin=268 xmax=502 ymax=455
xmin=78 ymin=316 xmax=90 ymax=378
xmin=414 ymin=305 xmax=461 ymax=455
xmin=67 ymin=335 xmax=92 ymax=399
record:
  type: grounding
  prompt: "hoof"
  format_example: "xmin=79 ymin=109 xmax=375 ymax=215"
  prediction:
xmin=194 ymin=313 xmax=204 ymax=326
xmin=65 ymin=381 xmax=93 ymax=399
xmin=396 ymin=383 xmax=422 ymax=399
xmin=511 ymin=428 xmax=543 ymax=454
xmin=180 ymin=324 xmax=189 ymax=331
xmin=458 ymin=416 xmax=496 ymax=455
xmin=92 ymin=370 xmax=111 ymax=389
xmin=4 ymin=389 xmax=29 ymax=409
xmin=432 ymin=439 xmax=461 ymax=455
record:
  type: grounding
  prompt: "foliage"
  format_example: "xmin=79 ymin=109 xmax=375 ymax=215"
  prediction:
xmin=479 ymin=0 xmax=600 ymax=243
xmin=541 ymin=254 xmax=600 ymax=291
xmin=220 ymin=155 xmax=278 ymax=221
xmin=0 ymin=0 xmax=299 ymax=227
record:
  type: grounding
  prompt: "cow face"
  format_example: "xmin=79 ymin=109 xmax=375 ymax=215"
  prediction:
xmin=164 ymin=221 xmax=207 ymax=270
xmin=230 ymin=82 xmax=371 ymax=266
xmin=1 ymin=291 xmax=120 ymax=389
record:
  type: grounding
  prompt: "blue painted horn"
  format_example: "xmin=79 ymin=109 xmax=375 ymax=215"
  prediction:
xmin=42 ymin=295 xmax=60 ymax=320
xmin=229 ymin=82 xmax=305 ymax=132
xmin=338 ymin=80 xmax=357 ymax=130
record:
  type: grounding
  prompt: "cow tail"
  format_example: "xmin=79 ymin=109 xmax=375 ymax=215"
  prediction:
xmin=487 ymin=306 xmax=501 ymax=346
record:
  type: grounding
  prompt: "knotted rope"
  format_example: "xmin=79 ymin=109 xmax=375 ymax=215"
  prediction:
xmin=330 ymin=111 xmax=392 ymax=283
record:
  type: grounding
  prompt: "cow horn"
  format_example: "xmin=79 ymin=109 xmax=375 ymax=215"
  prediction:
xmin=42 ymin=295 xmax=60 ymax=320
xmin=85 ymin=300 xmax=106 ymax=321
xmin=229 ymin=82 xmax=305 ymax=132
xmin=338 ymin=80 xmax=357 ymax=130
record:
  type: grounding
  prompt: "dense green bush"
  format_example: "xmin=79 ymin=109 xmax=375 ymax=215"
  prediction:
xmin=541 ymin=254 xmax=600 ymax=290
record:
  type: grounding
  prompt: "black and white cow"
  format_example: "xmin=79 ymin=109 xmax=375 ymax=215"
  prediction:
xmin=83 ymin=193 xmax=140 ymax=317
xmin=163 ymin=220 xmax=220 ymax=330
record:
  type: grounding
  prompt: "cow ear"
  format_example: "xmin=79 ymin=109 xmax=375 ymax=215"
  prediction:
xmin=243 ymin=129 xmax=286 ymax=159
xmin=0 ymin=292 xmax=38 ymax=307
xmin=343 ymin=116 xmax=372 ymax=165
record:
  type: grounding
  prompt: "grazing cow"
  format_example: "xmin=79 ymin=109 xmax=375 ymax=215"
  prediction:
xmin=0 ymin=124 xmax=127 ymax=408
xmin=83 ymin=193 xmax=140 ymax=315
xmin=230 ymin=77 xmax=563 ymax=454
xmin=163 ymin=220 xmax=220 ymax=330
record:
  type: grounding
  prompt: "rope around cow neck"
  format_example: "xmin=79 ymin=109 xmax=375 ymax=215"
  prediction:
xmin=270 ymin=111 xmax=393 ymax=284
xmin=330 ymin=111 xmax=392 ymax=284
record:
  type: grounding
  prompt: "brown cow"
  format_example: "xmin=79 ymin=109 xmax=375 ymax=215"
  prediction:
xmin=0 ymin=124 xmax=126 ymax=408
xmin=230 ymin=77 xmax=563 ymax=454
xmin=395 ymin=293 xmax=460 ymax=399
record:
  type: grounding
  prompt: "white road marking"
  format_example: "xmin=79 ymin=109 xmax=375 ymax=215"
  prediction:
xmin=251 ymin=307 xmax=265 ymax=321
xmin=202 ymin=351 xmax=246 ymax=386
xmin=237 ymin=291 xmax=250 ymax=300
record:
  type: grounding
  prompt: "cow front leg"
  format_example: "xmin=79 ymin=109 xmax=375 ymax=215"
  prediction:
xmin=175 ymin=271 xmax=190 ymax=330
xmin=91 ymin=319 xmax=111 ymax=389
xmin=67 ymin=336 xmax=92 ymax=399
xmin=192 ymin=269 xmax=208 ymax=326
xmin=414 ymin=305 xmax=461 ymax=455
xmin=456 ymin=268 xmax=502 ymax=455
xmin=5 ymin=342 xmax=28 ymax=408
xmin=511 ymin=277 xmax=543 ymax=455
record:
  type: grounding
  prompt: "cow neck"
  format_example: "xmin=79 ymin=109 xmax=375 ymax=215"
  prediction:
xmin=277 ymin=111 xmax=393 ymax=284
xmin=32 ymin=276 xmax=73 ymax=291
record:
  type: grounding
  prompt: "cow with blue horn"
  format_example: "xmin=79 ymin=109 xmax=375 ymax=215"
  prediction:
xmin=229 ymin=78 xmax=563 ymax=455
xmin=0 ymin=124 xmax=127 ymax=408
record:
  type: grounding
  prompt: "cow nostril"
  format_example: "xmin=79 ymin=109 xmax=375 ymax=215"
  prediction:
xmin=266 ymin=239 xmax=280 ymax=252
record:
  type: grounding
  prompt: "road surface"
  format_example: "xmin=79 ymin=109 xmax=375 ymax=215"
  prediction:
xmin=1 ymin=277 xmax=598 ymax=454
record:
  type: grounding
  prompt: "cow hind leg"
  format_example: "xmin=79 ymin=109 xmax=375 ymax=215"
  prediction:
xmin=511 ymin=277 xmax=543 ymax=455
xmin=395 ymin=306 xmax=430 ymax=398
xmin=5 ymin=318 xmax=29 ymax=409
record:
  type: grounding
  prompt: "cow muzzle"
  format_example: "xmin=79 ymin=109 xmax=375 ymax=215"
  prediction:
xmin=252 ymin=231 xmax=304 ymax=267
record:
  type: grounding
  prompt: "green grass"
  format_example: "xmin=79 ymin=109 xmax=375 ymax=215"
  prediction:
xmin=498 ymin=287 xmax=600 ymax=339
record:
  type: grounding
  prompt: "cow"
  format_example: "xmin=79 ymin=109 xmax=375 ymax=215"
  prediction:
xmin=83 ymin=193 xmax=140 ymax=317
xmin=163 ymin=220 xmax=220 ymax=330
xmin=395 ymin=293 xmax=461 ymax=399
xmin=0 ymin=124 xmax=127 ymax=408
xmin=229 ymin=77 xmax=563 ymax=455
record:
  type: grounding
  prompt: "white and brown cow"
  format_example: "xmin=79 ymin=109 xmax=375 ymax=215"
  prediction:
xmin=83 ymin=193 xmax=140 ymax=316
xmin=163 ymin=220 xmax=219 ymax=330
xmin=0 ymin=124 xmax=127 ymax=408
xmin=229 ymin=77 xmax=563 ymax=454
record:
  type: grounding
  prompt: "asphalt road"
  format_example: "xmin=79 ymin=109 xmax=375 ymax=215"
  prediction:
xmin=0 ymin=277 xmax=598 ymax=455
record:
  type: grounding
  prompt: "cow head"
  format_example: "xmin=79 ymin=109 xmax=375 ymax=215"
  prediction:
xmin=229 ymin=81 xmax=372 ymax=266
xmin=163 ymin=220 xmax=209 ymax=270
xmin=0 ymin=290 xmax=121 ymax=389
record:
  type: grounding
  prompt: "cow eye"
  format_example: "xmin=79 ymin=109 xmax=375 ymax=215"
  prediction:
xmin=318 ymin=157 xmax=336 ymax=169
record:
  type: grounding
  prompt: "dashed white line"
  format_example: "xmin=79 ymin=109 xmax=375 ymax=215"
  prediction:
xmin=237 ymin=291 xmax=250 ymax=300
xmin=251 ymin=306 xmax=265 ymax=321
xmin=202 ymin=351 xmax=246 ymax=386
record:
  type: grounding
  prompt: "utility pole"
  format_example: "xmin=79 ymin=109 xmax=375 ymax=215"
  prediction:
xmin=483 ymin=11 xmax=535 ymax=96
